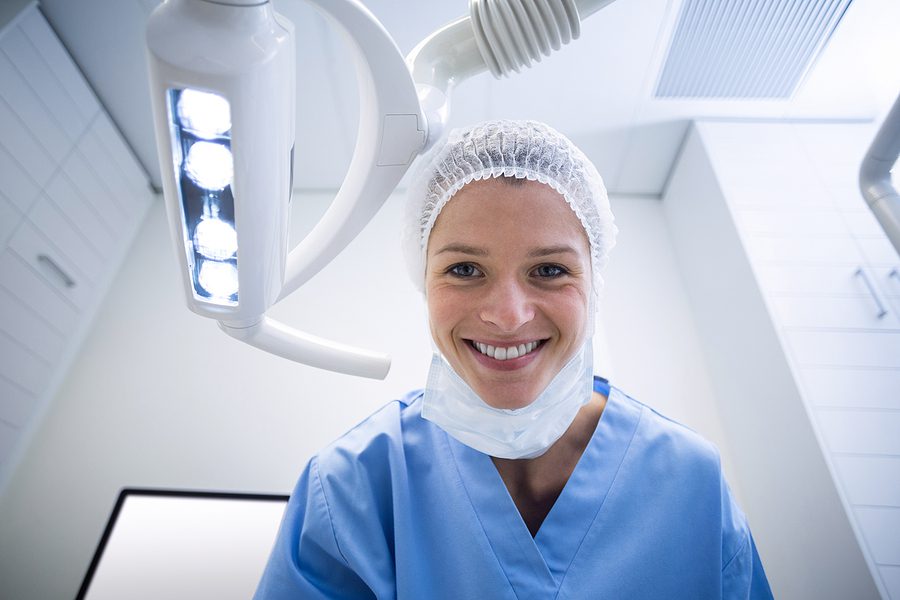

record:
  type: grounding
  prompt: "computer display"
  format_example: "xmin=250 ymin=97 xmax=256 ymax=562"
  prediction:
xmin=77 ymin=489 xmax=289 ymax=600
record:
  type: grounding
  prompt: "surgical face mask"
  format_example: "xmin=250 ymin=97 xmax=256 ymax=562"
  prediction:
xmin=421 ymin=342 xmax=594 ymax=459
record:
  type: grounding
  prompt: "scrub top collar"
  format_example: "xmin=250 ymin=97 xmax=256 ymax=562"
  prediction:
xmin=445 ymin=381 xmax=643 ymax=599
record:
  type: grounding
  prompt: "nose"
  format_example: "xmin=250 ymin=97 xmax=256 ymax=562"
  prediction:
xmin=479 ymin=277 xmax=535 ymax=333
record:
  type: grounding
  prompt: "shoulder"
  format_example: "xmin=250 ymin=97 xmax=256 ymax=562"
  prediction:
xmin=608 ymin=388 xmax=759 ymax=570
xmin=312 ymin=389 xmax=428 ymax=492
xmin=611 ymin=386 xmax=722 ymax=476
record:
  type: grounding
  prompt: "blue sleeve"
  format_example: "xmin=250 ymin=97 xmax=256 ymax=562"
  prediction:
xmin=721 ymin=480 xmax=774 ymax=600
xmin=253 ymin=457 xmax=375 ymax=600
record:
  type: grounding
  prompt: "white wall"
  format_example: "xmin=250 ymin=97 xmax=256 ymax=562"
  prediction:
xmin=602 ymin=195 xmax=737 ymax=483
xmin=0 ymin=189 xmax=733 ymax=600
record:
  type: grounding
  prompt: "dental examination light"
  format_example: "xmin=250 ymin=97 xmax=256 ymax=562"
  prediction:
xmin=146 ymin=0 xmax=615 ymax=379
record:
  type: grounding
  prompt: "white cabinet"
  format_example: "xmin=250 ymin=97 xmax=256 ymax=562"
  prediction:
xmin=0 ymin=5 xmax=152 ymax=490
xmin=665 ymin=120 xmax=899 ymax=599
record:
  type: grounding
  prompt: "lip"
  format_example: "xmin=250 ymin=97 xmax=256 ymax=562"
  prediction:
xmin=463 ymin=338 xmax=546 ymax=371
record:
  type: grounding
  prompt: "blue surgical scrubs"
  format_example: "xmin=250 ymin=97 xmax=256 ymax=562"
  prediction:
xmin=255 ymin=378 xmax=773 ymax=599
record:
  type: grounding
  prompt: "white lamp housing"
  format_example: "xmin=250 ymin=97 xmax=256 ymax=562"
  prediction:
xmin=148 ymin=0 xmax=295 ymax=320
xmin=147 ymin=0 xmax=428 ymax=379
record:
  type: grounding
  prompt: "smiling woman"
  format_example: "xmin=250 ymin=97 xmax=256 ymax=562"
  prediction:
xmin=425 ymin=177 xmax=593 ymax=410
xmin=254 ymin=120 xmax=774 ymax=599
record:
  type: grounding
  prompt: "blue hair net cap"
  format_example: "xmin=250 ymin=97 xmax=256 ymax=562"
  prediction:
xmin=404 ymin=119 xmax=617 ymax=293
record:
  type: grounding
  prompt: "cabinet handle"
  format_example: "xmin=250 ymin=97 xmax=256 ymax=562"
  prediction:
xmin=855 ymin=267 xmax=887 ymax=319
xmin=37 ymin=254 xmax=76 ymax=289
xmin=890 ymin=268 xmax=899 ymax=287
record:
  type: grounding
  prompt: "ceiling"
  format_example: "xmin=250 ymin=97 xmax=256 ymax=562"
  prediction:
xmin=37 ymin=0 xmax=900 ymax=196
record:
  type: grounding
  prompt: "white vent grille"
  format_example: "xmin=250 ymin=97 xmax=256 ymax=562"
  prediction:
xmin=655 ymin=0 xmax=853 ymax=99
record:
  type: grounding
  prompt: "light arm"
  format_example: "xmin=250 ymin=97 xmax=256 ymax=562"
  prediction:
xmin=407 ymin=0 xmax=618 ymax=148
xmin=860 ymin=92 xmax=900 ymax=254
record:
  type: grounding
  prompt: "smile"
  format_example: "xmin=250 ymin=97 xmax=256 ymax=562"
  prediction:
xmin=468 ymin=340 xmax=544 ymax=361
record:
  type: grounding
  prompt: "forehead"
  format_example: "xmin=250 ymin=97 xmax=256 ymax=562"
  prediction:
xmin=427 ymin=177 xmax=589 ymax=251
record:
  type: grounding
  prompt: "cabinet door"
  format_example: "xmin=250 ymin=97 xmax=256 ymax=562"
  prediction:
xmin=0 ymin=143 xmax=40 ymax=215
xmin=858 ymin=237 xmax=900 ymax=267
xmin=770 ymin=293 xmax=900 ymax=330
xmin=878 ymin=267 xmax=900 ymax=299
xmin=0 ymin=375 xmax=34 ymax=428
xmin=0 ymin=319 xmax=52 ymax=397
xmin=799 ymin=368 xmax=900 ymax=410
xmin=755 ymin=263 xmax=886 ymax=296
xmin=742 ymin=233 xmax=864 ymax=264
xmin=44 ymin=170 xmax=117 ymax=257
xmin=0 ymin=94 xmax=54 ymax=189
xmin=17 ymin=8 xmax=99 ymax=123
xmin=0 ymin=193 xmax=22 ymax=248
xmin=0 ymin=52 xmax=68 ymax=164
xmin=0 ymin=284 xmax=66 ymax=364
xmin=817 ymin=410 xmax=900 ymax=456
xmin=834 ymin=455 xmax=900 ymax=506
xmin=0 ymin=249 xmax=79 ymax=336
xmin=786 ymin=330 xmax=900 ymax=369
xmin=0 ymin=26 xmax=87 ymax=141
xmin=28 ymin=194 xmax=105 ymax=285
xmin=854 ymin=508 xmax=900 ymax=567
xmin=8 ymin=221 xmax=94 ymax=311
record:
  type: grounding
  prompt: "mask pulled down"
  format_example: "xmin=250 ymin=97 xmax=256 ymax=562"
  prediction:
xmin=421 ymin=342 xmax=594 ymax=459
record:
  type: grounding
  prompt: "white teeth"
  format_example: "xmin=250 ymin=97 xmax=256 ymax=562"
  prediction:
xmin=473 ymin=340 xmax=541 ymax=360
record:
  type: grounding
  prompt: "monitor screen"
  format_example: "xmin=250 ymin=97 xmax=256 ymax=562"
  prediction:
xmin=77 ymin=489 xmax=289 ymax=600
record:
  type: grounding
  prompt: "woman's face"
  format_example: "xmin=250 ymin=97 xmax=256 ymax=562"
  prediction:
xmin=425 ymin=177 xmax=592 ymax=410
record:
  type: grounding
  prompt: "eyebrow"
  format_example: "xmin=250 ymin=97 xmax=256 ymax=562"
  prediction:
xmin=433 ymin=243 xmax=488 ymax=256
xmin=433 ymin=243 xmax=579 ymax=258
xmin=527 ymin=245 xmax=579 ymax=258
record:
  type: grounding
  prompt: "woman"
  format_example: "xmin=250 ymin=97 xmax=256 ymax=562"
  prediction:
xmin=255 ymin=120 xmax=773 ymax=599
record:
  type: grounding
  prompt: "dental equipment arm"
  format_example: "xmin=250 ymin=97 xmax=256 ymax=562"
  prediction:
xmin=146 ymin=0 xmax=617 ymax=380
xmin=408 ymin=0 xmax=617 ymax=146
xmin=860 ymin=92 xmax=900 ymax=254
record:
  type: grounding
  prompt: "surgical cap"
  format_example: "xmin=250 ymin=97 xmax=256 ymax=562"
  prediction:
xmin=403 ymin=119 xmax=617 ymax=293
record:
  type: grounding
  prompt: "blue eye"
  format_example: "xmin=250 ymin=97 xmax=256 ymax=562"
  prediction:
xmin=534 ymin=264 xmax=568 ymax=278
xmin=449 ymin=263 xmax=482 ymax=278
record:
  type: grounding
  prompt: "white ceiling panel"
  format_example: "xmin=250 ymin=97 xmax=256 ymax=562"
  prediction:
xmin=35 ymin=0 xmax=900 ymax=197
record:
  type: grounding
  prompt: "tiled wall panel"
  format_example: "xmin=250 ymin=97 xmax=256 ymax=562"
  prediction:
xmin=0 ymin=26 xmax=85 ymax=140
xmin=0 ymin=140 xmax=40 ymax=213
xmin=0 ymin=250 xmax=78 ymax=335
xmin=0 ymin=5 xmax=151 ymax=488
xmin=45 ymin=171 xmax=116 ymax=256
xmin=696 ymin=120 xmax=900 ymax=599
xmin=17 ymin=9 xmax=98 ymax=122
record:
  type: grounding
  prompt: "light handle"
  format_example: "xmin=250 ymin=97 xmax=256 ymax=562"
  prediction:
xmin=220 ymin=318 xmax=391 ymax=379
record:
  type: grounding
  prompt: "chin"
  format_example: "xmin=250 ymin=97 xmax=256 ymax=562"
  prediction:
xmin=475 ymin=381 xmax=543 ymax=411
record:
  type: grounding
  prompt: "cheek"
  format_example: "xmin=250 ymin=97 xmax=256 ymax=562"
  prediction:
xmin=551 ymin=286 xmax=592 ymax=338
xmin=425 ymin=287 xmax=463 ymax=339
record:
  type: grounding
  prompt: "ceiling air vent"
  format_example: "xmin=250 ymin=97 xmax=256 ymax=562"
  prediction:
xmin=655 ymin=0 xmax=853 ymax=99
